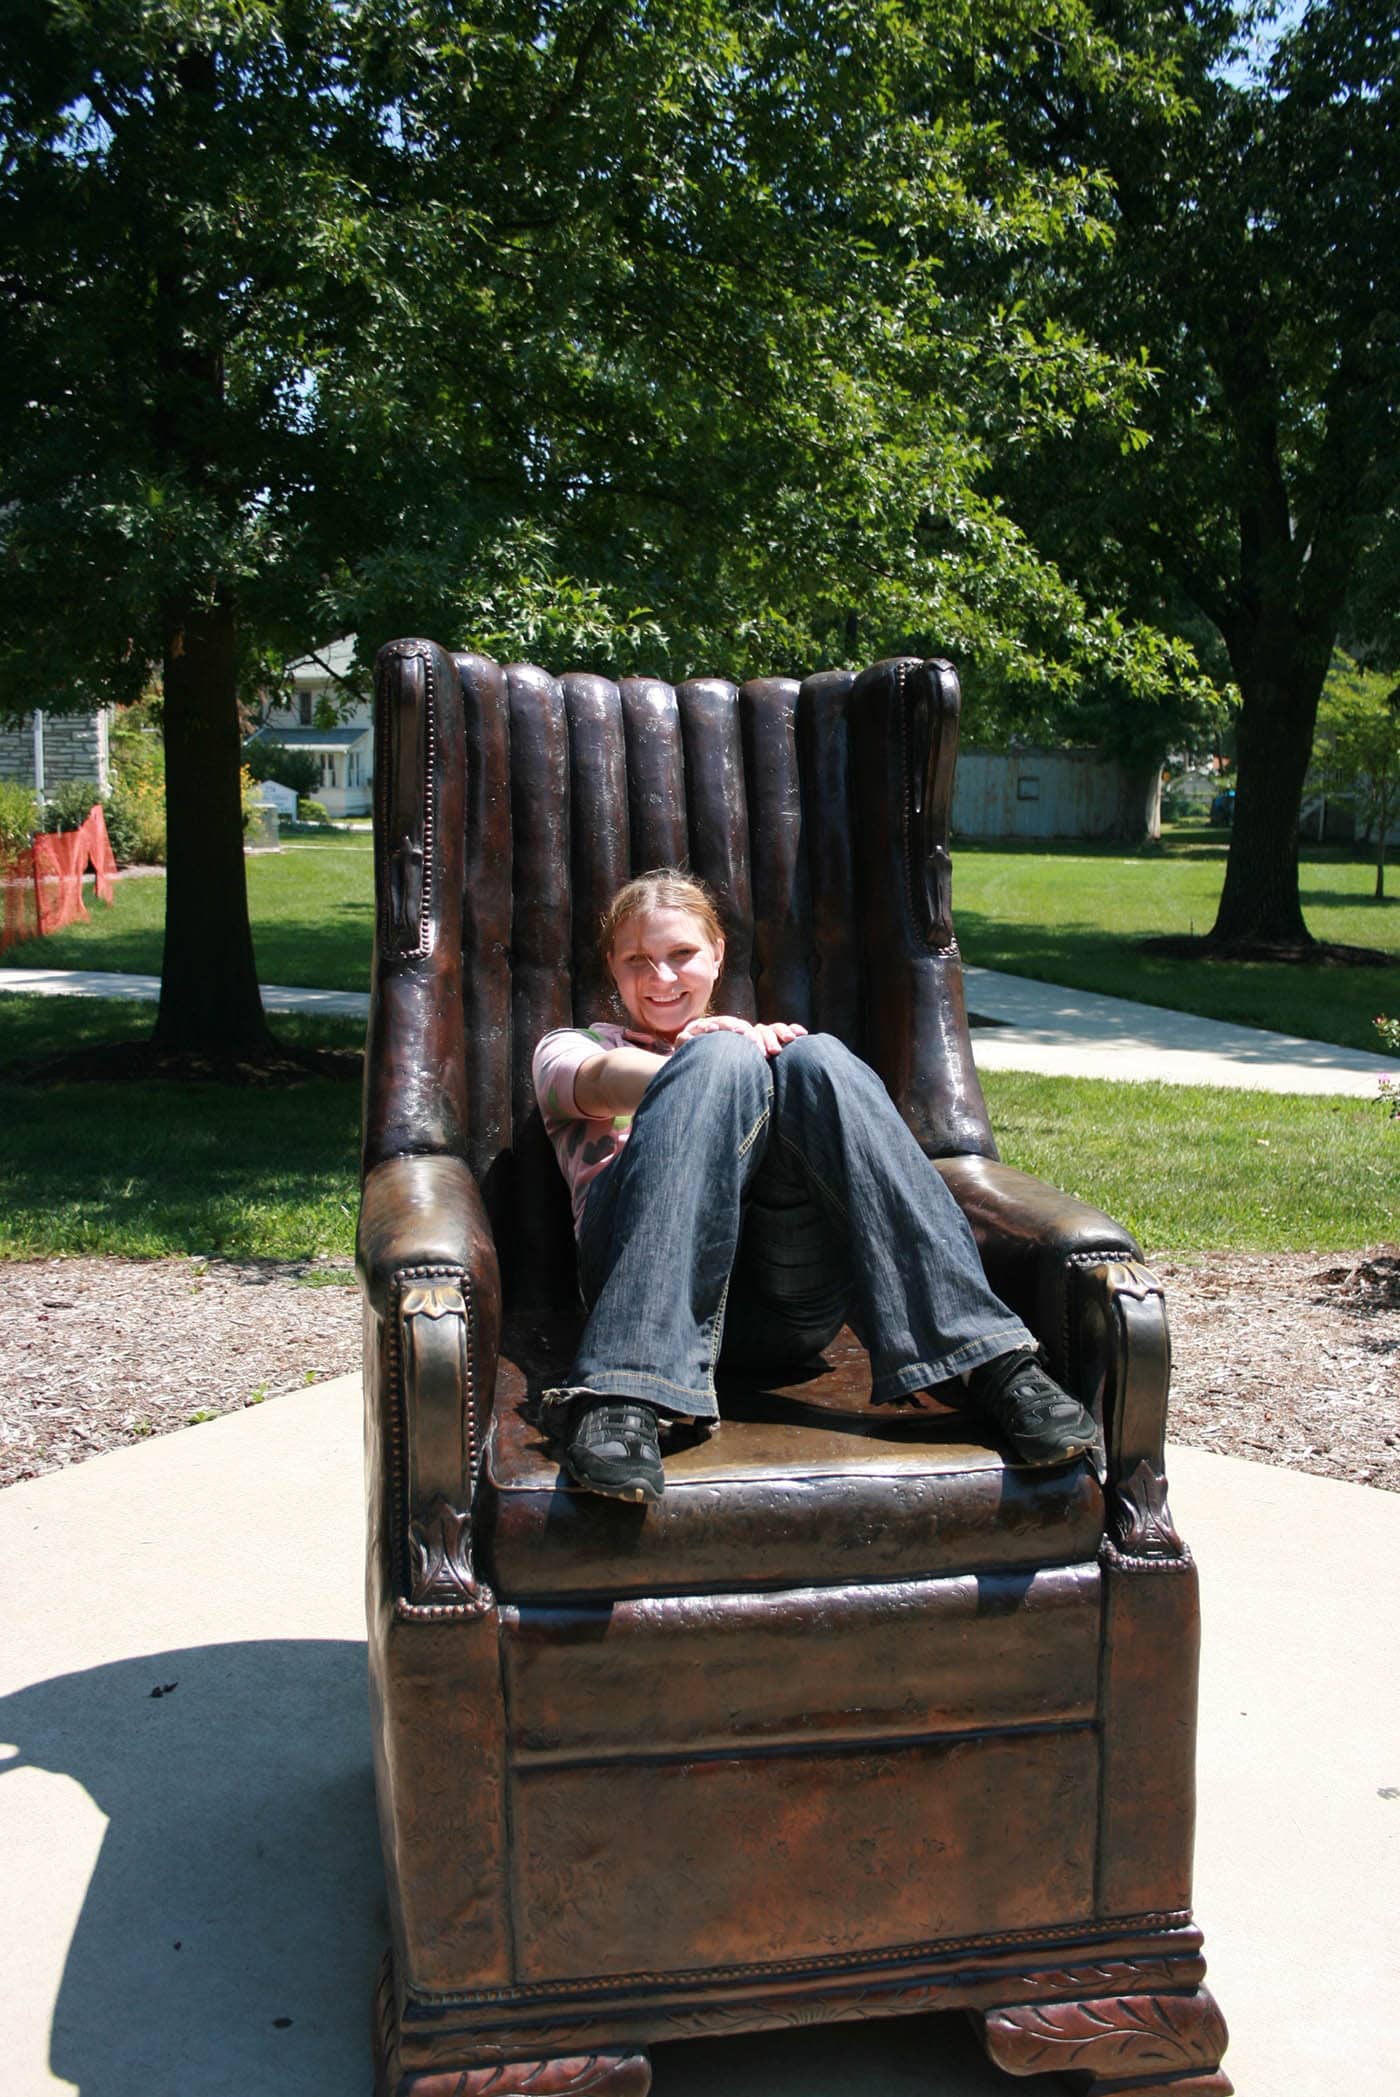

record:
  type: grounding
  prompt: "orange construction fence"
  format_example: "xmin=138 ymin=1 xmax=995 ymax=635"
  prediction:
xmin=0 ymin=803 xmax=118 ymax=954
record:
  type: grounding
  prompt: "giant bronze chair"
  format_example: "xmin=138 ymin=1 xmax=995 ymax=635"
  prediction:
xmin=357 ymin=640 xmax=1230 ymax=2097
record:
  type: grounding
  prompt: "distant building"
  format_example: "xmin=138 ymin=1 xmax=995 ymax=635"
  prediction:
xmin=953 ymin=747 xmax=1161 ymax=842
xmin=250 ymin=636 xmax=373 ymax=818
xmin=0 ymin=708 xmax=113 ymax=797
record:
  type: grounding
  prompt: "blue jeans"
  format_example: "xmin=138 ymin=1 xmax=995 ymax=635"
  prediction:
xmin=565 ymin=1031 xmax=1033 ymax=1422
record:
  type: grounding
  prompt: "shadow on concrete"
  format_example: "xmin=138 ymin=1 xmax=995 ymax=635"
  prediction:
xmin=652 ymin=2008 xmax=1065 ymax=2094
xmin=0 ymin=1639 xmax=383 ymax=2096
xmin=0 ymin=1636 xmax=1067 ymax=2096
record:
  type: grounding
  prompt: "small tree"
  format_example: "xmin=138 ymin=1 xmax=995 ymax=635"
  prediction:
xmin=1310 ymin=657 xmax=1400 ymax=900
xmin=244 ymin=739 xmax=320 ymax=801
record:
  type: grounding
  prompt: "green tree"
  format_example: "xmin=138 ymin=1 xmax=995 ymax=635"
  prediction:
xmin=985 ymin=0 xmax=1400 ymax=948
xmin=244 ymin=738 xmax=321 ymax=802
xmin=1309 ymin=654 xmax=1400 ymax=900
xmin=1 ymin=2 xmax=1201 ymax=1062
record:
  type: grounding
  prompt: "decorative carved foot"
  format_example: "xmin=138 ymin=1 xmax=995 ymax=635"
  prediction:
xmin=374 ymin=1951 xmax=651 ymax=2097
xmin=970 ymin=1984 xmax=1230 ymax=2092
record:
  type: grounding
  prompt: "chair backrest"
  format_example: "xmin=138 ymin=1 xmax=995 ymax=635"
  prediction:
xmin=366 ymin=644 xmax=997 ymax=1305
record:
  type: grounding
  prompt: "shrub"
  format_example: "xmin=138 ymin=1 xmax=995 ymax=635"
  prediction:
xmin=247 ymin=737 xmax=320 ymax=798
xmin=298 ymin=797 xmax=331 ymax=825
xmin=104 ymin=781 xmax=166 ymax=866
xmin=41 ymin=778 xmax=103 ymax=832
xmin=0 ymin=781 xmax=37 ymax=852
xmin=107 ymin=695 xmax=167 ymax=865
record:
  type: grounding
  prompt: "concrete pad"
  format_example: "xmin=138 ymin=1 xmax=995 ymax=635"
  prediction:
xmin=965 ymin=965 xmax=1395 ymax=1094
xmin=2 ymin=1377 xmax=1397 ymax=2094
xmin=1165 ymin=1446 xmax=1400 ymax=2097
xmin=0 ymin=1376 xmax=379 ymax=2097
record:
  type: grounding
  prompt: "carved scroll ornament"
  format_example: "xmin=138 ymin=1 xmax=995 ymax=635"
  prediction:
xmin=397 ymin=1278 xmax=492 ymax=1616
xmin=904 ymin=658 xmax=960 ymax=951
xmin=1110 ymin=1456 xmax=1187 ymax=1560
xmin=980 ymin=1985 xmax=1229 ymax=2081
xmin=375 ymin=640 xmax=435 ymax=959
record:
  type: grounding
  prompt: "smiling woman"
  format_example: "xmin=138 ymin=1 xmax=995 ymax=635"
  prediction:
xmin=531 ymin=868 xmax=1100 ymax=1503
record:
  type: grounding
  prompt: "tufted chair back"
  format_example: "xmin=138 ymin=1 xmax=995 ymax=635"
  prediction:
xmin=364 ymin=647 xmax=996 ymax=1304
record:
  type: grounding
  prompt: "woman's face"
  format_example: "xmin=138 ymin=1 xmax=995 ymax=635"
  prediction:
xmin=608 ymin=906 xmax=724 ymax=1040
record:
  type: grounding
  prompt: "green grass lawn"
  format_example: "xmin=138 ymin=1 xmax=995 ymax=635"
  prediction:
xmin=0 ymin=997 xmax=363 ymax=1260
xmin=982 ymin=1070 xmax=1396 ymax=1255
xmin=0 ymin=832 xmax=375 ymax=991
xmin=5 ymin=823 xmax=1397 ymax=1051
xmin=956 ymin=824 xmax=1400 ymax=1054
xmin=2 ymin=823 xmax=1396 ymax=1262
xmin=1 ymin=995 xmax=1392 ymax=1260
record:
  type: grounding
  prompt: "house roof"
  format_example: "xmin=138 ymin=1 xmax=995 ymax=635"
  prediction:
xmin=288 ymin=636 xmax=358 ymax=685
xmin=245 ymin=724 xmax=370 ymax=752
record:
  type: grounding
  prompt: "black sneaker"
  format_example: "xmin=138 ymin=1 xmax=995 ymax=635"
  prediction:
xmin=968 ymin=1350 xmax=1097 ymax=1467
xmin=564 ymin=1398 xmax=665 ymax=1502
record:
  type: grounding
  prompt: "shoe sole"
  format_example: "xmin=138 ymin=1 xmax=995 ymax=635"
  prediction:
xmin=1011 ymin=1433 xmax=1097 ymax=1468
xmin=564 ymin=1458 xmax=663 ymax=1503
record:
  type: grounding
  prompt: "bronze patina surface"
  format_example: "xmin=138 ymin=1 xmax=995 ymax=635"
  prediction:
xmin=357 ymin=643 xmax=1229 ymax=2097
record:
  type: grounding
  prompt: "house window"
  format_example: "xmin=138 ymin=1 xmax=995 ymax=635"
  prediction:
xmin=1017 ymin=776 xmax=1041 ymax=801
xmin=300 ymin=692 xmax=313 ymax=726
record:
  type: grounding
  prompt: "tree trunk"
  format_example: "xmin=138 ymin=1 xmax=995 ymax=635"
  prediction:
xmin=1377 ymin=796 xmax=1390 ymax=903
xmin=154 ymin=590 xmax=275 ymax=1058
xmin=1210 ymin=639 xmax=1327 ymax=947
xmin=146 ymin=50 xmax=273 ymax=1061
xmin=1113 ymin=756 xmax=1163 ymax=842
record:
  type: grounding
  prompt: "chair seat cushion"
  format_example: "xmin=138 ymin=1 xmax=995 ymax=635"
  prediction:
xmin=481 ymin=1326 xmax=1104 ymax=1601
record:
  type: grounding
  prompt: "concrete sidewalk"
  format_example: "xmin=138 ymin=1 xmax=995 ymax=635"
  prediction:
xmin=4 ymin=962 xmax=1395 ymax=1095
xmin=964 ymin=965 xmax=1396 ymax=1095
xmin=0 ymin=966 xmax=372 ymax=1023
xmin=2 ymin=1375 xmax=1396 ymax=2095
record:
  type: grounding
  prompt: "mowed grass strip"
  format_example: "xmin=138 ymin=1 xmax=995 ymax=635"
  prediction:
xmin=956 ymin=826 xmax=1400 ymax=1054
xmin=0 ymin=831 xmax=374 ymax=991
xmin=0 ymin=998 xmax=1392 ymax=1259
xmin=7 ymin=823 xmax=1398 ymax=1049
xmin=982 ymin=1069 xmax=1397 ymax=1255
xmin=0 ymin=997 xmax=363 ymax=1260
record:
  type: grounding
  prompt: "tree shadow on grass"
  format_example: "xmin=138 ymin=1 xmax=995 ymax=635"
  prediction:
xmin=0 ymin=1640 xmax=384 ymax=2097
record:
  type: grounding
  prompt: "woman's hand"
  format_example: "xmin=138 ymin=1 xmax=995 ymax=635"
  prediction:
xmin=673 ymin=1014 xmax=808 ymax=1058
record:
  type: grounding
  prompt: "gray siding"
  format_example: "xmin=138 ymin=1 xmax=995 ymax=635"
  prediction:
xmin=0 ymin=710 xmax=112 ymax=792
xmin=953 ymin=747 xmax=1152 ymax=841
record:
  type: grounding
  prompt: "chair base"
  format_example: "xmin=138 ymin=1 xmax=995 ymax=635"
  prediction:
xmin=373 ymin=1921 xmax=1229 ymax=2094
xmin=374 ymin=1954 xmax=653 ymax=2096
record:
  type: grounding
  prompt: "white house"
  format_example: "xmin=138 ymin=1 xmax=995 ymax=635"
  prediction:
xmin=250 ymin=636 xmax=374 ymax=818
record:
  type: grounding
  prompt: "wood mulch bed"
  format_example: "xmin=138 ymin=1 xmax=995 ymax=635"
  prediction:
xmin=1 ymin=1248 xmax=1397 ymax=1494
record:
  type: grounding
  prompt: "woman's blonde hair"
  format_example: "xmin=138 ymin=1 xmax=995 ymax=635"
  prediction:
xmin=599 ymin=869 xmax=725 ymax=961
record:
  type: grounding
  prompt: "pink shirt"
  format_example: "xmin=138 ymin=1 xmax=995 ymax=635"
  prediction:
xmin=533 ymin=1024 xmax=674 ymax=1232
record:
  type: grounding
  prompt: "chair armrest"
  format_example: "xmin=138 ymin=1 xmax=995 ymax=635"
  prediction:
xmin=357 ymin=1153 xmax=498 ymax=1319
xmin=358 ymin=1153 xmax=503 ymax=1613
xmin=938 ymin=1155 xmax=1185 ymax=1562
xmin=935 ymin=1153 xmax=1140 ymax=1273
